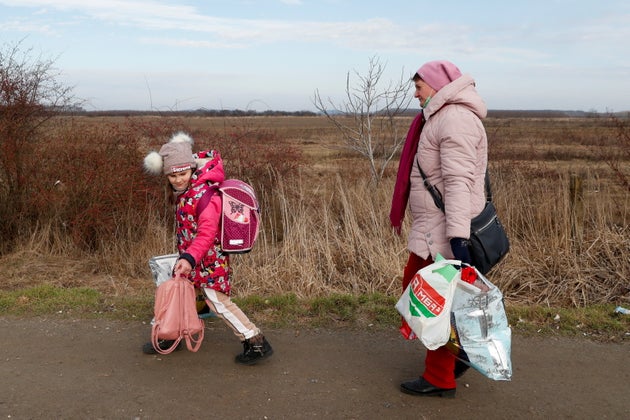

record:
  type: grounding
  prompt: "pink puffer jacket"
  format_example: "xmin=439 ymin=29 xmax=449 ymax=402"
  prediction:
xmin=408 ymin=74 xmax=488 ymax=260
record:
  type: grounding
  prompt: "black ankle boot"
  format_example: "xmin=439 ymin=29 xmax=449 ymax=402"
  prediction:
xmin=142 ymin=339 xmax=182 ymax=355
xmin=400 ymin=377 xmax=456 ymax=398
xmin=235 ymin=335 xmax=273 ymax=365
xmin=454 ymin=360 xmax=470 ymax=379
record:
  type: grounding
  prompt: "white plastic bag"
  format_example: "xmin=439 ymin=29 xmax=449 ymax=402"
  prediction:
xmin=446 ymin=267 xmax=512 ymax=381
xmin=395 ymin=256 xmax=460 ymax=350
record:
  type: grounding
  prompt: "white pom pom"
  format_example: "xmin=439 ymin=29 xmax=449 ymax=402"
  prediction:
xmin=143 ymin=151 xmax=164 ymax=175
xmin=169 ymin=131 xmax=194 ymax=145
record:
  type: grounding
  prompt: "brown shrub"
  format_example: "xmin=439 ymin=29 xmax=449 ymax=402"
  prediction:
xmin=1 ymin=114 xmax=628 ymax=308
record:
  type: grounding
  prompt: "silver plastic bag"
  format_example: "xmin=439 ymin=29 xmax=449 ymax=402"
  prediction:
xmin=446 ymin=268 xmax=512 ymax=381
xmin=148 ymin=253 xmax=178 ymax=287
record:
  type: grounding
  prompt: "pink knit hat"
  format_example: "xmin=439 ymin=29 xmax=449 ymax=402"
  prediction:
xmin=159 ymin=141 xmax=195 ymax=175
xmin=143 ymin=132 xmax=196 ymax=175
xmin=416 ymin=60 xmax=462 ymax=91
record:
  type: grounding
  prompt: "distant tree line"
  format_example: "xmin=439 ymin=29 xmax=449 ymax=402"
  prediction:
xmin=63 ymin=108 xmax=319 ymax=117
xmin=57 ymin=107 xmax=628 ymax=119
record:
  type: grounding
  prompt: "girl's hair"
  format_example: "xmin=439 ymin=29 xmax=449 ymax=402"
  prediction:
xmin=166 ymin=180 xmax=178 ymax=206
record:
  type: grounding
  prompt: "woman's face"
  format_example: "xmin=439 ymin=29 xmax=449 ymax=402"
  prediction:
xmin=167 ymin=169 xmax=193 ymax=192
xmin=414 ymin=79 xmax=435 ymax=107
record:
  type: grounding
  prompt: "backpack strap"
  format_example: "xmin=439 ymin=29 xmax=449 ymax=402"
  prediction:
xmin=196 ymin=183 xmax=220 ymax=218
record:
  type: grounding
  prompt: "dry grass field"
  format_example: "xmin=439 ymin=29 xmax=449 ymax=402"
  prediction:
xmin=1 ymin=113 xmax=628 ymax=312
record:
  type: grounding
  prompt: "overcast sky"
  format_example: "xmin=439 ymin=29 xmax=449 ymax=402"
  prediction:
xmin=1 ymin=0 xmax=628 ymax=112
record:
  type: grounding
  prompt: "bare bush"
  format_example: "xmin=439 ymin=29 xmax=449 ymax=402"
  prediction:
xmin=201 ymin=172 xmax=407 ymax=298
xmin=0 ymin=40 xmax=75 ymax=252
xmin=596 ymin=115 xmax=630 ymax=192
xmin=1 ymin=114 xmax=628 ymax=309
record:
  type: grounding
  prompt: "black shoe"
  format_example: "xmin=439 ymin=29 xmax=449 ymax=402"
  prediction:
xmin=400 ymin=377 xmax=456 ymax=398
xmin=142 ymin=339 xmax=182 ymax=355
xmin=235 ymin=335 xmax=273 ymax=365
xmin=454 ymin=360 xmax=470 ymax=379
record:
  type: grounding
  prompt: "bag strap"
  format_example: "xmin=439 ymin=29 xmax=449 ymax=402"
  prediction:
xmin=182 ymin=277 xmax=204 ymax=352
xmin=416 ymin=160 xmax=445 ymax=212
xmin=195 ymin=183 xmax=220 ymax=218
xmin=482 ymin=169 xmax=492 ymax=202
xmin=415 ymin=158 xmax=492 ymax=214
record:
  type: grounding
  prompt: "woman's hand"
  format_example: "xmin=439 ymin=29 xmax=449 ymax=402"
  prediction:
xmin=450 ymin=237 xmax=472 ymax=265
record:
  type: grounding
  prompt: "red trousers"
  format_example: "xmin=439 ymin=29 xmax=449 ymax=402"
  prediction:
xmin=402 ymin=252 xmax=456 ymax=389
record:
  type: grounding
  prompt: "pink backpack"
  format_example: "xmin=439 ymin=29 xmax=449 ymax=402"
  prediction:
xmin=151 ymin=275 xmax=205 ymax=354
xmin=197 ymin=179 xmax=260 ymax=254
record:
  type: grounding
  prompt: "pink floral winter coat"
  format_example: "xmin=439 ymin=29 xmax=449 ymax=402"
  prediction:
xmin=408 ymin=74 xmax=488 ymax=260
xmin=175 ymin=150 xmax=231 ymax=295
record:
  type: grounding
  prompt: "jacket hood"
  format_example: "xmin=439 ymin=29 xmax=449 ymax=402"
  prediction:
xmin=423 ymin=74 xmax=487 ymax=120
xmin=190 ymin=149 xmax=225 ymax=187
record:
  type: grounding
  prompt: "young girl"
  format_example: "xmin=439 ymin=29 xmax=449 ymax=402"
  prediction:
xmin=142 ymin=132 xmax=273 ymax=365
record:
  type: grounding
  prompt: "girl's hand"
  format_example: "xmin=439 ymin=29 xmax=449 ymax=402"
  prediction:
xmin=173 ymin=258 xmax=192 ymax=278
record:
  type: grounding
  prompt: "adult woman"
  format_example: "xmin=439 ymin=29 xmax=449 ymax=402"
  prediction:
xmin=143 ymin=132 xmax=273 ymax=365
xmin=390 ymin=60 xmax=488 ymax=397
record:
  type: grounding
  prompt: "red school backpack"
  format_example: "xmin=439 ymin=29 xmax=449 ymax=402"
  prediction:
xmin=197 ymin=179 xmax=261 ymax=254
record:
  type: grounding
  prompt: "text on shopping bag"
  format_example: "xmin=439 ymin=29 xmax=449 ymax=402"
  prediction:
xmin=408 ymin=262 xmax=459 ymax=318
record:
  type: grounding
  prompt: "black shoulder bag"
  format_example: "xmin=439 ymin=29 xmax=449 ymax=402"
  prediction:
xmin=416 ymin=160 xmax=510 ymax=275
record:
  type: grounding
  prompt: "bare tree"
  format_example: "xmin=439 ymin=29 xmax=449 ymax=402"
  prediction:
xmin=313 ymin=56 xmax=412 ymax=184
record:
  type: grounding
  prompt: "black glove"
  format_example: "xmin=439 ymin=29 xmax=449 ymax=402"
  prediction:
xmin=450 ymin=237 xmax=472 ymax=265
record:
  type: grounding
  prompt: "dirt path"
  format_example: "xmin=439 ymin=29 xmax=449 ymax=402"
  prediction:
xmin=1 ymin=316 xmax=628 ymax=419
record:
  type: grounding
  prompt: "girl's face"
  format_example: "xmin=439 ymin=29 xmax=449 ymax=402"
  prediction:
xmin=167 ymin=169 xmax=193 ymax=192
